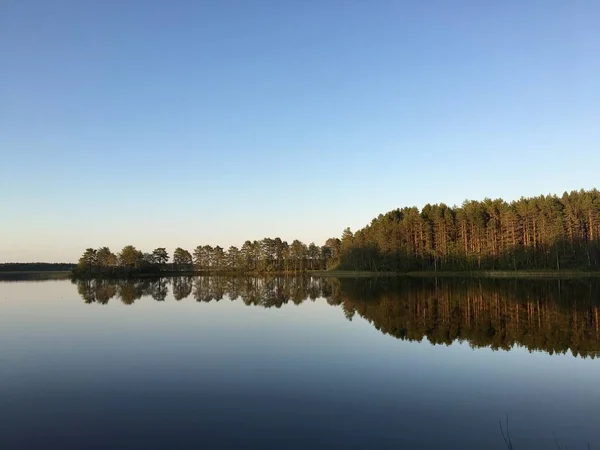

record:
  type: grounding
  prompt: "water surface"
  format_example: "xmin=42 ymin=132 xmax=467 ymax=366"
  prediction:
xmin=1 ymin=277 xmax=599 ymax=449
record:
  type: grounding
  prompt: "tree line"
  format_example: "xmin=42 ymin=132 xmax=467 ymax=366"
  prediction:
xmin=75 ymin=276 xmax=600 ymax=358
xmin=0 ymin=263 xmax=75 ymax=272
xmin=75 ymin=239 xmax=338 ymax=276
xmin=74 ymin=188 xmax=600 ymax=276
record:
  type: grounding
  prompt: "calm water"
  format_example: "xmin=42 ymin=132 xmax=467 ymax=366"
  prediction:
xmin=1 ymin=276 xmax=599 ymax=450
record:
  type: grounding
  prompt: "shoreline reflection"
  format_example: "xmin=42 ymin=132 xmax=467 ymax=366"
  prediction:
xmin=75 ymin=276 xmax=600 ymax=358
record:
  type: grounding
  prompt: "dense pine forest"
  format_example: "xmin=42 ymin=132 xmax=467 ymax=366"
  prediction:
xmin=337 ymin=188 xmax=600 ymax=271
xmin=74 ymin=188 xmax=600 ymax=276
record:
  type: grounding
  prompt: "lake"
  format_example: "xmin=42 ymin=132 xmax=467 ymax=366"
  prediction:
xmin=1 ymin=276 xmax=599 ymax=449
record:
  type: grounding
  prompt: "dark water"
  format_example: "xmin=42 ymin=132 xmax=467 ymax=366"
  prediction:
xmin=1 ymin=277 xmax=599 ymax=450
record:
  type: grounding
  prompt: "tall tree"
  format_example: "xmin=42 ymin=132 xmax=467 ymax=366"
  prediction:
xmin=226 ymin=246 xmax=240 ymax=270
xmin=193 ymin=245 xmax=206 ymax=270
xmin=152 ymin=248 xmax=169 ymax=268
xmin=78 ymin=248 xmax=97 ymax=272
xmin=118 ymin=245 xmax=141 ymax=269
xmin=96 ymin=247 xmax=117 ymax=268
xmin=307 ymin=242 xmax=320 ymax=270
xmin=213 ymin=246 xmax=226 ymax=271
xmin=290 ymin=240 xmax=307 ymax=271
xmin=240 ymin=240 xmax=254 ymax=271
xmin=173 ymin=247 xmax=192 ymax=271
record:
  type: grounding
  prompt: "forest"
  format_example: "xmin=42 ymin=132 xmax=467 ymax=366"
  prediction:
xmin=337 ymin=188 xmax=600 ymax=271
xmin=75 ymin=276 xmax=600 ymax=358
xmin=73 ymin=188 xmax=600 ymax=276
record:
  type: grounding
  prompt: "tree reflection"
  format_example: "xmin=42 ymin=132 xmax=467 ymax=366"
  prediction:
xmin=172 ymin=277 xmax=193 ymax=301
xmin=118 ymin=282 xmax=142 ymax=305
xmin=77 ymin=279 xmax=96 ymax=304
xmin=95 ymin=280 xmax=117 ymax=304
xmin=151 ymin=278 xmax=168 ymax=301
xmin=77 ymin=279 xmax=117 ymax=304
xmin=75 ymin=276 xmax=600 ymax=358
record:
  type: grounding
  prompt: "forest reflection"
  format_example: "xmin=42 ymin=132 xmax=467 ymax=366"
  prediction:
xmin=75 ymin=276 xmax=600 ymax=358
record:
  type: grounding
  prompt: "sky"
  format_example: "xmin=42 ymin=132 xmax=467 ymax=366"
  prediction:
xmin=1 ymin=0 xmax=599 ymax=262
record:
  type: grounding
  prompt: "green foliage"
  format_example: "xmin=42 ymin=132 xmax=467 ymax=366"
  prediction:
xmin=73 ymin=245 xmax=166 ymax=277
xmin=151 ymin=248 xmax=169 ymax=266
xmin=173 ymin=247 xmax=192 ymax=270
xmin=96 ymin=247 xmax=117 ymax=267
xmin=78 ymin=248 xmax=97 ymax=271
xmin=118 ymin=245 xmax=142 ymax=269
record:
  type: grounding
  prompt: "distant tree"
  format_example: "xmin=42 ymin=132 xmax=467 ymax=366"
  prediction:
xmin=290 ymin=240 xmax=307 ymax=271
xmin=213 ymin=246 xmax=225 ymax=271
xmin=193 ymin=246 xmax=205 ymax=270
xmin=240 ymin=240 xmax=254 ymax=271
xmin=324 ymin=238 xmax=341 ymax=269
xmin=78 ymin=248 xmax=97 ymax=272
xmin=141 ymin=253 xmax=155 ymax=268
xmin=202 ymin=245 xmax=215 ymax=270
xmin=152 ymin=248 xmax=169 ymax=268
xmin=281 ymin=241 xmax=290 ymax=271
xmin=226 ymin=246 xmax=240 ymax=270
xmin=118 ymin=245 xmax=142 ymax=269
xmin=96 ymin=247 xmax=117 ymax=268
xmin=320 ymin=245 xmax=332 ymax=269
xmin=307 ymin=242 xmax=320 ymax=270
xmin=260 ymin=238 xmax=276 ymax=271
xmin=173 ymin=247 xmax=192 ymax=271
xmin=341 ymin=227 xmax=354 ymax=251
xmin=274 ymin=237 xmax=285 ymax=271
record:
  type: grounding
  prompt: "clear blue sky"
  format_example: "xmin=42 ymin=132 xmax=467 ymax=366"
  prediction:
xmin=1 ymin=0 xmax=599 ymax=262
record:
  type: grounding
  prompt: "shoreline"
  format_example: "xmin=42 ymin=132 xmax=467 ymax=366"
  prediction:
xmin=309 ymin=270 xmax=600 ymax=279
xmin=3 ymin=269 xmax=600 ymax=281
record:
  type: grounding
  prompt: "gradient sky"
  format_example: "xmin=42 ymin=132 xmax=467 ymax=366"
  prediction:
xmin=1 ymin=0 xmax=599 ymax=262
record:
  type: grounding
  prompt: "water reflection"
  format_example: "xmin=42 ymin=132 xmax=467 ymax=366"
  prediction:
xmin=75 ymin=276 xmax=600 ymax=358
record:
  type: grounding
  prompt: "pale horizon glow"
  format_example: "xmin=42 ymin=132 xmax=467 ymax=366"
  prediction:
xmin=1 ymin=1 xmax=599 ymax=262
